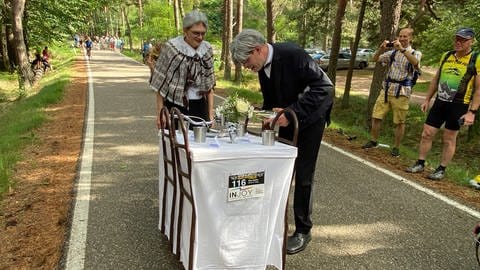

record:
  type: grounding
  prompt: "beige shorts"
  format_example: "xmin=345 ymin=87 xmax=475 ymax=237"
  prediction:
xmin=372 ymin=94 xmax=409 ymax=124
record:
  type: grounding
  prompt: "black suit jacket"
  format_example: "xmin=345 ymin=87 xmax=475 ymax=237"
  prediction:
xmin=259 ymin=42 xmax=334 ymax=131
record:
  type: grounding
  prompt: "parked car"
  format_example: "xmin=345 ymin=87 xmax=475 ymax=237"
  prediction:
xmin=305 ymin=48 xmax=325 ymax=55
xmin=316 ymin=52 xmax=368 ymax=71
xmin=305 ymin=48 xmax=326 ymax=65
xmin=309 ymin=52 xmax=325 ymax=62
xmin=356 ymin=48 xmax=375 ymax=61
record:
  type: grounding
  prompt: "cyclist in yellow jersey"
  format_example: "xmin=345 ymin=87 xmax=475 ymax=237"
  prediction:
xmin=406 ymin=27 xmax=480 ymax=180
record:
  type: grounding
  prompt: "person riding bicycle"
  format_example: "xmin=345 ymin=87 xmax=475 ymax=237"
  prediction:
xmin=85 ymin=36 xmax=93 ymax=59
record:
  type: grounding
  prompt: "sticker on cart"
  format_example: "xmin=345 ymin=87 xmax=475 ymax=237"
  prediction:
xmin=227 ymin=171 xmax=265 ymax=202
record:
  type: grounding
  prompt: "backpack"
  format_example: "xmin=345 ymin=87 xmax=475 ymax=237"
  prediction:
xmin=383 ymin=49 xmax=421 ymax=102
xmin=388 ymin=49 xmax=421 ymax=87
xmin=438 ymin=50 xmax=478 ymax=94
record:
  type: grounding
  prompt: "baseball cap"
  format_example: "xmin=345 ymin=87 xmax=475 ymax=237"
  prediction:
xmin=455 ymin=27 xmax=475 ymax=39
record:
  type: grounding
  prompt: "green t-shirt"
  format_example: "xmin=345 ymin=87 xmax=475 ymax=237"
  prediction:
xmin=437 ymin=51 xmax=480 ymax=104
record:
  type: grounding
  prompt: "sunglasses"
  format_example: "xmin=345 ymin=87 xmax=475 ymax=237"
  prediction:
xmin=190 ymin=31 xmax=207 ymax=37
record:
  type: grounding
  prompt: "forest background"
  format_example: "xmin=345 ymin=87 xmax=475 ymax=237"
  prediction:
xmin=1 ymin=0 xmax=480 ymax=193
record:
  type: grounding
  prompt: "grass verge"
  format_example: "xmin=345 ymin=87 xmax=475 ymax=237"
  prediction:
xmin=0 ymin=43 xmax=75 ymax=194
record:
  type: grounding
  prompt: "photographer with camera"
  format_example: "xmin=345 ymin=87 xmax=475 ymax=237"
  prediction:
xmin=362 ymin=27 xmax=422 ymax=157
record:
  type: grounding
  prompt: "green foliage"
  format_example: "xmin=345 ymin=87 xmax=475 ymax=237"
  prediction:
xmin=416 ymin=0 xmax=480 ymax=66
xmin=140 ymin=1 xmax=177 ymax=42
xmin=199 ymin=0 xmax=224 ymax=44
xmin=25 ymin=0 xmax=98 ymax=45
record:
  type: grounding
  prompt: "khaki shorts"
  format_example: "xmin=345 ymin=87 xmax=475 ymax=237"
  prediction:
xmin=372 ymin=94 xmax=409 ymax=124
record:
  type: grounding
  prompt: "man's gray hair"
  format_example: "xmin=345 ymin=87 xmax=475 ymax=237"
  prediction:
xmin=230 ymin=29 xmax=266 ymax=64
xmin=183 ymin=10 xmax=208 ymax=29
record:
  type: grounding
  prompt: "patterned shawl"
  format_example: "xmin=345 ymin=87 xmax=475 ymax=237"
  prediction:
xmin=150 ymin=36 xmax=215 ymax=108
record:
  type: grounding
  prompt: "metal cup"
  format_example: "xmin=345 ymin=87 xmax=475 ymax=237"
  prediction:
xmin=262 ymin=130 xmax=275 ymax=146
xmin=236 ymin=123 xmax=246 ymax=137
xmin=193 ymin=126 xmax=207 ymax=143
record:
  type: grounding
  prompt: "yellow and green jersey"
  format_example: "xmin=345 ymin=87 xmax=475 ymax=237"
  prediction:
xmin=436 ymin=51 xmax=480 ymax=104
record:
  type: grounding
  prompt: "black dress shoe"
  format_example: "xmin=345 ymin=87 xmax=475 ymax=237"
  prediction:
xmin=286 ymin=232 xmax=311 ymax=255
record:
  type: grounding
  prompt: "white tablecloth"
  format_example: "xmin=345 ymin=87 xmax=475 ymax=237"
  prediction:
xmin=159 ymin=132 xmax=297 ymax=270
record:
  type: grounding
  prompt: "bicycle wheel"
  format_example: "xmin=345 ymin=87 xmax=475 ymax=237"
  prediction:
xmin=474 ymin=224 xmax=480 ymax=266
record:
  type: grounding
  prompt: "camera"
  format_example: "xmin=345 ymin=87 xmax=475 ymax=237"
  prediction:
xmin=458 ymin=118 xmax=465 ymax=126
xmin=386 ymin=42 xmax=394 ymax=48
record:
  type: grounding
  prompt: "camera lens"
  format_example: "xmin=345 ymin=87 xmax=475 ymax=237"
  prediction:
xmin=386 ymin=42 xmax=394 ymax=48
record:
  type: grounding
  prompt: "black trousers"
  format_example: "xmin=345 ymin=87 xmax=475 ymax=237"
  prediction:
xmin=280 ymin=116 xmax=326 ymax=234
xmin=164 ymin=98 xmax=208 ymax=127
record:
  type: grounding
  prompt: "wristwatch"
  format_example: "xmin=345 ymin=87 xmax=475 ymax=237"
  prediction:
xmin=469 ymin=109 xmax=478 ymax=114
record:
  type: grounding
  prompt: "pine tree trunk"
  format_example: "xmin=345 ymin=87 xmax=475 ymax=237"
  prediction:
xmin=122 ymin=6 xmax=133 ymax=51
xmin=365 ymin=0 xmax=402 ymax=129
xmin=223 ymin=0 xmax=233 ymax=80
xmin=342 ymin=0 xmax=367 ymax=108
xmin=219 ymin=0 xmax=227 ymax=71
xmin=11 ymin=0 xmax=33 ymax=90
xmin=327 ymin=0 xmax=347 ymax=86
xmin=173 ymin=0 xmax=180 ymax=33
xmin=234 ymin=0 xmax=243 ymax=82
xmin=1 ymin=22 xmax=10 ymax=71
xmin=138 ymin=0 xmax=143 ymax=29
xmin=178 ymin=0 xmax=184 ymax=19
xmin=266 ymin=0 xmax=275 ymax=43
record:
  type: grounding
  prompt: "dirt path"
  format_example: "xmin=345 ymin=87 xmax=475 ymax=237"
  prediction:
xmin=334 ymin=66 xmax=437 ymax=104
xmin=0 ymin=58 xmax=87 ymax=269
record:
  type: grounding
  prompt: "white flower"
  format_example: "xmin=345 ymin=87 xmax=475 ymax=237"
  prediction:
xmin=217 ymin=94 xmax=254 ymax=122
xmin=236 ymin=98 xmax=250 ymax=114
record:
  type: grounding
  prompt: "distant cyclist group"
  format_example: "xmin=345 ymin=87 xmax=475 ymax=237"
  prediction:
xmin=73 ymin=34 xmax=125 ymax=60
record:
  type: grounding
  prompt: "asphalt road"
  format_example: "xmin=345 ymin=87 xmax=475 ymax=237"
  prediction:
xmin=64 ymin=50 xmax=480 ymax=270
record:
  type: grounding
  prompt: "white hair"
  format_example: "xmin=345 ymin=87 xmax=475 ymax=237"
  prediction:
xmin=230 ymin=29 xmax=266 ymax=64
xmin=183 ymin=10 xmax=208 ymax=29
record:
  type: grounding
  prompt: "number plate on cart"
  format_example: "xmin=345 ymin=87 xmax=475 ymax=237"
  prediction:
xmin=227 ymin=171 xmax=265 ymax=202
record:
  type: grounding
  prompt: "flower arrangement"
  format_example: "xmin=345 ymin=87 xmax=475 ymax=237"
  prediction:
xmin=216 ymin=93 xmax=254 ymax=123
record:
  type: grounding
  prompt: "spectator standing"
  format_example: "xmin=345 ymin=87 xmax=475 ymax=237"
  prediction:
xmin=142 ymin=41 xmax=151 ymax=64
xmin=406 ymin=27 xmax=480 ymax=180
xmin=362 ymin=27 xmax=422 ymax=157
xmin=150 ymin=10 xmax=215 ymax=129
xmin=230 ymin=29 xmax=334 ymax=255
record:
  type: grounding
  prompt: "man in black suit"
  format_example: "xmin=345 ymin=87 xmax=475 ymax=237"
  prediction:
xmin=230 ymin=29 xmax=334 ymax=254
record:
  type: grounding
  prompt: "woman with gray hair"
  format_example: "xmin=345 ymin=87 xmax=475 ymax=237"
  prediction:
xmin=150 ymin=10 xmax=215 ymax=129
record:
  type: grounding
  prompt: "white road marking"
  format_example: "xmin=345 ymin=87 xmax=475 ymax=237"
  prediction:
xmin=322 ymin=141 xmax=480 ymax=219
xmin=65 ymin=55 xmax=95 ymax=269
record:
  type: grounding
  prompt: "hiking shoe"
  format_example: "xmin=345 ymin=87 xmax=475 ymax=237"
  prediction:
xmin=362 ymin=140 xmax=378 ymax=149
xmin=391 ymin=147 xmax=400 ymax=157
xmin=406 ymin=162 xmax=424 ymax=173
xmin=428 ymin=168 xmax=445 ymax=180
